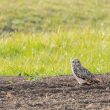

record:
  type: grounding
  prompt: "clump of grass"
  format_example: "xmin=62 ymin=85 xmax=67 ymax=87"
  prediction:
xmin=0 ymin=29 xmax=110 ymax=76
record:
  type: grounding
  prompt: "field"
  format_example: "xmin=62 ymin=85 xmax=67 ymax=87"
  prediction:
xmin=0 ymin=30 xmax=110 ymax=77
xmin=0 ymin=0 xmax=110 ymax=77
xmin=0 ymin=74 xmax=110 ymax=110
xmin=0 ymin=0 xmax=110 ymax=109
xmin=0 ymin=0 xmax=110 ymax=33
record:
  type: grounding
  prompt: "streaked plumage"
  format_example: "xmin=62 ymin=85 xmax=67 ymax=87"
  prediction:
xmin=72 ymin=59 xmax=100 ymax=84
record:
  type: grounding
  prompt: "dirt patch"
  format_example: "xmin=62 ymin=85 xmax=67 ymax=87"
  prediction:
xmin=0 ymin=74 xmax=110 ymax=110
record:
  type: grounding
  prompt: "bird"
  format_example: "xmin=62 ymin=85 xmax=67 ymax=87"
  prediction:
xmin=71 ymin=59 xmax=100 ymax=85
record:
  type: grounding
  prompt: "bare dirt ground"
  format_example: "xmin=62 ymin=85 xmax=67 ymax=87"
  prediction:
xmin=0 ymin=74 xmax=110 ymax=110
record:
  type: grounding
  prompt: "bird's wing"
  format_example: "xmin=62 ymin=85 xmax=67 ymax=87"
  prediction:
xmin=76 ymin=66 xmax=95 ymax=81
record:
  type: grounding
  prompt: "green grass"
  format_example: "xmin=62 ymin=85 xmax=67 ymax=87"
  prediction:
xmin=0 ymin=0 xmax=110 ymax=33
xmin=0 ymin=29 xmax=110 ymax=76
xmin=0 ymin=0 xmax=110 ymax=77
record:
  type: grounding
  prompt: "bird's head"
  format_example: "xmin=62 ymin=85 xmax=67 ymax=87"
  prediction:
xmin=72 ymin=59 xmax=81 ymax=67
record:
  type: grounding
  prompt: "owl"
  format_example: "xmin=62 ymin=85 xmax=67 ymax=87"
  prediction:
xmin=72 ymin=59 xmax=100 ymax=85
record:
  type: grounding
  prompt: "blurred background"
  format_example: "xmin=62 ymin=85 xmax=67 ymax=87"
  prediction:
xmin=0 ymin=0 xmax=110 ymax=78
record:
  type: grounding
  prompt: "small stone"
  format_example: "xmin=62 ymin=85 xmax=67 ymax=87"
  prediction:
xmin=86 ymin=104 xmax=94 ymax=109
xmin=106 ymin=87 xmax=109 ymax=90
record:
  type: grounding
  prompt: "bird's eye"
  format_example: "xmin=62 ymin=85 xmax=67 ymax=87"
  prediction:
xmin=77 ymin=61 xmax=80 ymax=63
